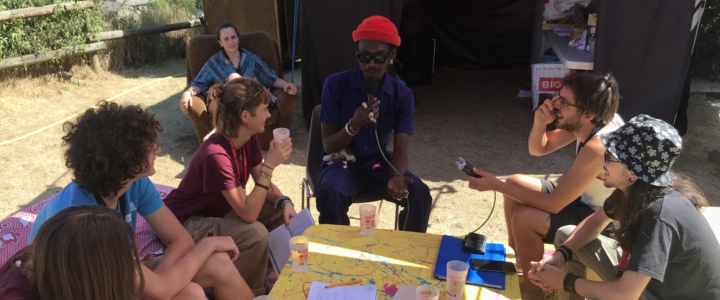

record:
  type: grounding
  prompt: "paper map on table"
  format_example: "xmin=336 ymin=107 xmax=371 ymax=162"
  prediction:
xmin=269 ymin=225 xmax=521 ymax=300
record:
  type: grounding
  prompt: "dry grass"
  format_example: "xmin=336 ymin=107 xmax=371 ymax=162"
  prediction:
xmin=105 ymin=3 xmax=203 ymax=70
xmin=1 ymin=61 xmax=718 ymax=243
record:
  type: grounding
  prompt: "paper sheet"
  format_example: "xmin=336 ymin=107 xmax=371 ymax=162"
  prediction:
xmin=307 ymin=281 xmax=377 ymax=300
xmin=288 ymin=208 xmax=314 ymax=236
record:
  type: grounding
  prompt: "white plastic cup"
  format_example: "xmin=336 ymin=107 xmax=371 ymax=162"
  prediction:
xmin=253 ymin=296 xmax=278 ymax=300
xmin=289 ymin=236 xmax=309 ymax=272
xmin=416 ymin=284 xmax=440 ymax=300
xmin=446 ymin=260 xmax=469 ymax=299
xmin=273 ymin=127 xmax=290 ymax=144
xmin=358 ymin=204 xmax=377 ymax=236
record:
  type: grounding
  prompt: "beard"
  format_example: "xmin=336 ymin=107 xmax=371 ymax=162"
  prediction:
xmin=555 ymin=113 xmax=582 ymax=132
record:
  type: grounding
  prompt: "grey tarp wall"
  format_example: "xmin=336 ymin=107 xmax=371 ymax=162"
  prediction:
xmin=299 ymin=0 xmax=704 ymax=128
xmin=594 ymin=0 xmax=705 ymax=129
xmin=300 ymin=1 xmax=404 ymax=124
xmin=299 ymin=0 xmax=533 ymax=123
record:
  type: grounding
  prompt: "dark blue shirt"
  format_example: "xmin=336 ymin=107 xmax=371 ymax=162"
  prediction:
xmin=320 ymin=68 xmax=415 ymax=167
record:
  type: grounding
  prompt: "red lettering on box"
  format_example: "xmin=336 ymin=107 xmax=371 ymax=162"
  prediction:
xmin=538 ymin=77 xmax=563 ymax=92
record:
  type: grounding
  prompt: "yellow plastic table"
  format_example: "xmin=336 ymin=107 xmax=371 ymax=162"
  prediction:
xmin=269 ymin=224 xmax=521 ymax=299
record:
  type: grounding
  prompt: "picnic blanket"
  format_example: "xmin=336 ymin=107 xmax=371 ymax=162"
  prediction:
xmin=0 ymin=184 xmax=174 ymax=266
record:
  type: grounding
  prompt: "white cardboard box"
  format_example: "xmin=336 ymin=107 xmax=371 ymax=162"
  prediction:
xmin=531 ymin=63 xmax=570 ymax=109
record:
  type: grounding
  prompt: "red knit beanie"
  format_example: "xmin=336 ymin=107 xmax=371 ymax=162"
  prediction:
xmin=352 ymin=15 xmax=401 ymax=47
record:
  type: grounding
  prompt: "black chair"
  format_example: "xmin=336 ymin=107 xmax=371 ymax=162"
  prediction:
xmin=301 ymin=105 xmax=399 ymax=230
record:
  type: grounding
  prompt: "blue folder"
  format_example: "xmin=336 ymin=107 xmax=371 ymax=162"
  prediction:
xmin=433 ymin=235 xmax=507 ymax=290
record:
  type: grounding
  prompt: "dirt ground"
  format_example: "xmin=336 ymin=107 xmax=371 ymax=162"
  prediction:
xmin=1 ymin=60 xmax=719 ymax=241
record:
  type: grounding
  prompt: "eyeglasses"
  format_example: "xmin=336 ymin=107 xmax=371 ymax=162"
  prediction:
xmin=356 ymin=53 xmax=388 ymax=64
xmin=558 ymin=97 xmax=584 ymax=109
xmin=604 ymin=152 xmax=621 ymax=164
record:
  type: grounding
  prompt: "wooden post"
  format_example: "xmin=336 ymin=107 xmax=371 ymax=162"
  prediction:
xmin=0 ymin=42 xmax=106 ymax=70
xmin=87 ymin=19 xmax=203 ymax=42
xmin=0 ymin=1 xmax=94 ymax=22
xmin=90 ymin=54 xmax=102 ymax=74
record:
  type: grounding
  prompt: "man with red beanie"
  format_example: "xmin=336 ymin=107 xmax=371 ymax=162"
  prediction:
xmin=316 ymin=15 xmax=432 ymax=232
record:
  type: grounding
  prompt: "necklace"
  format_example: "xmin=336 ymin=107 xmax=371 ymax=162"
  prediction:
xmin=227 ymin=137 xmax=249 ymax=188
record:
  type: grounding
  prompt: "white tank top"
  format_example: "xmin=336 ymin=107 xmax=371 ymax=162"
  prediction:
xmin=577 ymin=114 xmax=624 ymax=208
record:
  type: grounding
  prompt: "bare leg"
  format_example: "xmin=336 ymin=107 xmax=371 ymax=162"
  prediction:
xmin=503 ymin=195 xmax=521 ymax=250
xmin=512 ymin=205 xmax=551 ymax=300
xmin=193 ymin=252 xmax=254 ymax=300
xmin=172 ymin=282 xmax=206 ymax=300
xmin=502 ymin=174 xmax=544 ymax=250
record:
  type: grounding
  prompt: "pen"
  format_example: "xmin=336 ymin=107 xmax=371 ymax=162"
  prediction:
xmin=325 ymin=279 xmax=362 ymax=288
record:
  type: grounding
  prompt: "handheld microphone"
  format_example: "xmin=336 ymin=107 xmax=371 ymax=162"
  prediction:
xmin=362 ymin=79 xmax=379 ymax=123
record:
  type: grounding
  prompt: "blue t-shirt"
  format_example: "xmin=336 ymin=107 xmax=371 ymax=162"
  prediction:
xmin=320 ymin=68 xmax=415 ymax=166
xmin=29 ymin=177 xmax=165 ymax=241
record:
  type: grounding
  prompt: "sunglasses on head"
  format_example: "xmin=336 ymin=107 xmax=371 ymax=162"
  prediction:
xmin=356 ymin=53 xmax=388 ymax=64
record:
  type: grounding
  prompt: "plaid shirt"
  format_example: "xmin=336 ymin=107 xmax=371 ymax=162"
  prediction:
xmin=191 ymin=48 xmax=278 ymax=96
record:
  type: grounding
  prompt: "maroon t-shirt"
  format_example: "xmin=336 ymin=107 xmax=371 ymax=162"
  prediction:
xmin=165 ymin=134 xmax=263 ymax=223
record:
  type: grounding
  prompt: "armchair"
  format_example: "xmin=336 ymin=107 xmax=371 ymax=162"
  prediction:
xmin=184 ymin=32 xmax=298 ymax=149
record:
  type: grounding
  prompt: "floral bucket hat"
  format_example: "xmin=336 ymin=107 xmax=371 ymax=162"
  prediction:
xmin=600 ymin=114 xmax=682 ymax=186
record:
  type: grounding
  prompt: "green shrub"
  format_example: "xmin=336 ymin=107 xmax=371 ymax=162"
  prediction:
xmin=0 ymin=0 xmax=202 ymax=74
xmin=0 ymin=0 xmax=106 ymax=60
xmin=692 ymin=0 xmax=720 ymax=80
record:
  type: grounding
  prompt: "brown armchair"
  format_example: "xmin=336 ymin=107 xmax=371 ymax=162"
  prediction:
xmin=185 ymin=32 xmax=298 ymax=150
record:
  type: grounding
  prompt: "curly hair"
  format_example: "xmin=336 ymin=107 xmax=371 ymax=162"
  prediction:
xmin=62 ymin=102 xmax=163 ymax=198
xmin=210 ymin=77 xmax=270 ymax=138
xmin=612 ymin=172 xmax=708 ymax=252
xmin=560 ymin=72 xmax=620 ymax=126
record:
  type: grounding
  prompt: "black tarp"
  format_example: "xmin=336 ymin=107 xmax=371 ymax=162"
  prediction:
xmin=430 ymin=0 xmax=533 ymax=69
xmin=300 ymin=1 xmax=404 ymax=124
xmin=299 ymin=0 xmax=704 ymax=126
xmin=594 ymin=0 xmax=705 ymax=127
xmin=300 ymin=0 xmax=534 ymax=123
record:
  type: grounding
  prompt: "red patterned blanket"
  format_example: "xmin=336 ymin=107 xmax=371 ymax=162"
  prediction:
xmin=0 ymin=184 xmax=173 ymax=265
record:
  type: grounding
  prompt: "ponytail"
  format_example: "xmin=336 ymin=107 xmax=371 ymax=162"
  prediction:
xmin=206 ymin=82 xmax=224 ymax=104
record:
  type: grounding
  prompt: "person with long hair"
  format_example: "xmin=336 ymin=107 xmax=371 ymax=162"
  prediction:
xmin=28 ymin=103 xmax=253 ymax=299
xmin=164 ymin=77 xmax=294 ymax=296
xmin=528 ymin=115 xmax=720 ymax=299
xmin=1 ymin=206 xmax=143 ymax=300
xmin=179 ymin=21 xmax=297 ymax=143
xmin=1 ymin=206 xmax=245 ymax=300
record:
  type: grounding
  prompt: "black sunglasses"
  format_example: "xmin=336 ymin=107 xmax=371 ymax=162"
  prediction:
xmin=356 ymin=53 xmax=388 ymax=64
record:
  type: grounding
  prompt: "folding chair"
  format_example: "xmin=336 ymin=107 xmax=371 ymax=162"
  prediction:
xmin=301 ymin=105 xmax=399 ymax=230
